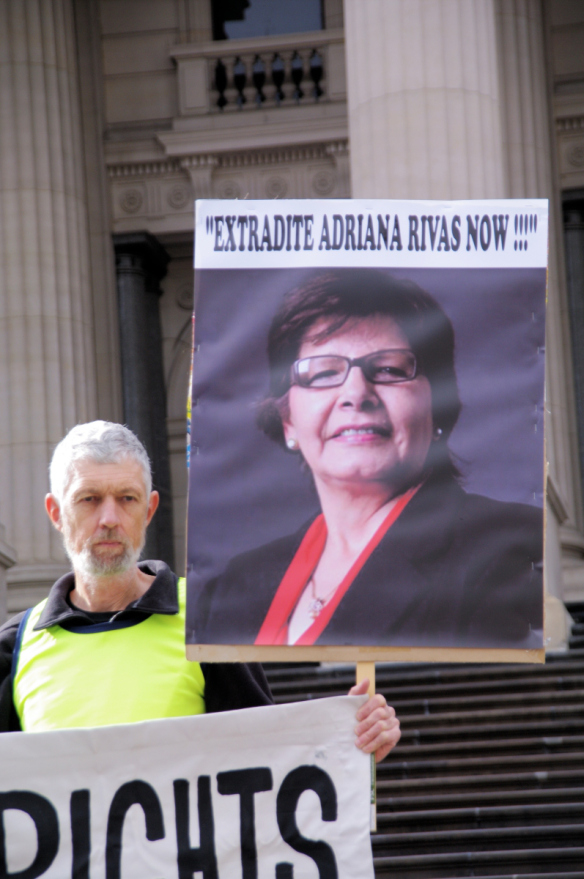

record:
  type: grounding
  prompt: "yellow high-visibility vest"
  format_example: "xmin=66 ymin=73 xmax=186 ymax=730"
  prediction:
xmin=13 ymin=577 xmax=205 ymax=731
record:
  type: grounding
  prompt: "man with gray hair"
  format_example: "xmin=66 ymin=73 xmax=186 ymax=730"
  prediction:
xmin=0 ymin=421 xmax=273 ymax=730
xmin=0 ymin=421 xmax=400 ymax=761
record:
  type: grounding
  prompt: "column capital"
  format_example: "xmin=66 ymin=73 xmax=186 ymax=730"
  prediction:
xmin=113 ymin=233 xmax=170 ymax=291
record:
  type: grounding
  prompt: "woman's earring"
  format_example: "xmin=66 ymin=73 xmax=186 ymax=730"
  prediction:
xmin=286 ymin=438 xmax=299 ymax=451
xmin=433 ymin=427 xmax=443 ymax=441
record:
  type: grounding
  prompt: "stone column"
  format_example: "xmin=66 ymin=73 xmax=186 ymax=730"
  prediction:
xmin=113 ymin=234 xmax=174 ymax=569
xmin=0 ymin=0 xmax=100 ymax=613
xmin=343 ymin=0 xmax=580 ymax=644
xmin=343 ymin=0 xmax=505 ymax=199
xmin=0 ymin=526 xmax=16 ymax=625
xmin=495 ymin=0 xmax=581 ymax=642
xmin=178 ymin=0 xmax=213 ymax=43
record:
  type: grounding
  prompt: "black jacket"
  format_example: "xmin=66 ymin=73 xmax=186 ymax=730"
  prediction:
xmin=0 ymin=561 xmax=272 ymax=732
xmin=195 ymin=477 xmax=543 ymax=649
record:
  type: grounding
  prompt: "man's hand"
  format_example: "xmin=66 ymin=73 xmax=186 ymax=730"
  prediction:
xmin=350 ymin=679 xmax=401 ymax=763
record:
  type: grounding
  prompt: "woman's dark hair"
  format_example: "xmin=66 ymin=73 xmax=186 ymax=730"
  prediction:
xmin=257 ymin=269 xmax=461 ymax=477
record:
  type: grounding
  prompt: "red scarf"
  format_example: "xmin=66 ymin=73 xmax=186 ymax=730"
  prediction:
xmin=255 ymin=486 xmax=418 ymax=646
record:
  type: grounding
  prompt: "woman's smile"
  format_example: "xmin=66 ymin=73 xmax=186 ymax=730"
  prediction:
xmin=330 ymin=422 xmax=392 ymax=441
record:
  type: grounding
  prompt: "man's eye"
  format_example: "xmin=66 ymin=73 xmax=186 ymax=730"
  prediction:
xmin=122 ymin=496 xmax=137 ymax=502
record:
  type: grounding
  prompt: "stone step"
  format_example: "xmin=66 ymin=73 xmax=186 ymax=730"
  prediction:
xmin=389 ymin=688 xmax=584 ymax=717
xmin=393 ymin=734 xmax=584 ymax=761
xmin=373 ymin=848 xmax=584 ymax=879
xmin=386 ymin=672 xmax=584 ymax=701
xmin=371 ymin=823 xmax=584 ymax=856
xmin=377 ymin=784 xmax=584 ymax=812
xmin=267 ymin=660 xmax=584 ymax=700
xmin=431 ymin=874 xmax=584 ymax=879
xmin=396 ymin=702 xmax=584 ymax=732
xmin=377 ymin=767 xmax=584 ymax=797
xmin=375 ymin=801 xmax=584 ymax=833
xmin=378 ymin=749 xmax=584 ymax=779
xmin=274 ymin=678 xmax=584 ymax=710
xmin=399 ymin=717 xmax=584 ymax=744
xmin=276 ymin=692 xmax=584 ymax=730
xmin=267 ymin=650 xmax=584 ymax=677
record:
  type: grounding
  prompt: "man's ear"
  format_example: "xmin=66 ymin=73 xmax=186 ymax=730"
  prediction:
xmin=45 ymin=495 xmax=63 ymax=532
xmin=146 ymin=490 xmax=159 ymax=526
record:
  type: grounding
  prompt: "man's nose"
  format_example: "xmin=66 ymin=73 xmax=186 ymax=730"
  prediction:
xmin=98 ymin=496 xmax=121 ymax=528
xmin=339 ymin=365 xmax=380 ymax=408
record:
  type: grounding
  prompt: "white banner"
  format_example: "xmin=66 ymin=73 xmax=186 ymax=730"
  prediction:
xmin=0 ymin=696 xmax=373 ymax=879
xmin=195 ymin=198 xmax=548 ymax=269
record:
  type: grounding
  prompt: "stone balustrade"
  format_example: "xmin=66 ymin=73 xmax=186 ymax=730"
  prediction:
xmin=170 ymin=29 xmax=346 ymax=117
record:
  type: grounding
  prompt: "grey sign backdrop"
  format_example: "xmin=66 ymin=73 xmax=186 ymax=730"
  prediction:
xmin=186 ymin=266 xmax=545 ymax=644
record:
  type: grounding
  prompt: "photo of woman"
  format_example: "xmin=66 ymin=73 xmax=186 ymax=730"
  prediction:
xmin=193 ymin=269 xmax=543 ymax=650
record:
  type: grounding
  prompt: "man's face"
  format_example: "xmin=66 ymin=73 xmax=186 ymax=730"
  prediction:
xmin=46 ymin=457 xmax=158 ymax=577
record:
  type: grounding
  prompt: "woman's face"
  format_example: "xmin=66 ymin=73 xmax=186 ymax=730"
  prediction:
xmin=282 ymin=316 xmax=434 ymax=495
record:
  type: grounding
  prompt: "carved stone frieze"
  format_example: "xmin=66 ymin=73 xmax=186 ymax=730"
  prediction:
xmin=167 ymin=183 xmax=191 ymax=209
xmin=107 ymin=139 xmax=350 ymax=233
xmin=216 ymin=177 xmax=242 ymax=199
xmin=567 ymin=143 xmax=584 ymax=168
xmin=312 ymin=168 xmax=335 ymax=195
xmin=556 ymin=114 xmax=584 ymax=134
xmin=555 ymin=114 xmax=584 ymax=187
xmin=265 ymin=175 xmax=288 ymax=198
xmin=119 ymin=187 xmax=144 ymax=214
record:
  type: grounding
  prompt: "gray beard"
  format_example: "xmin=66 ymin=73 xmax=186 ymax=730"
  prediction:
xmin=72 ymin=543 xmax=142 ymax=577
xmin=63 ymin=529 xmax=144 ymax=578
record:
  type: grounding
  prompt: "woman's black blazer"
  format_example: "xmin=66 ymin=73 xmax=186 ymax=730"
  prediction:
xmin=194 ymin=475 xmax=543 ymax=649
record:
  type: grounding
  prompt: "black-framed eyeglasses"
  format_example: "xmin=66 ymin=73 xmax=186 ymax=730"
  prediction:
xmin=291 ymin=349 xmax=417 ymax=389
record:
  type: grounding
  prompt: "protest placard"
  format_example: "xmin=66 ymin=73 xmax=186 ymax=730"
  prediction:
xmin=0 ymin=696 xmax=372 ymax=878
xmin=187 ymin=199 xmax=547 ymax=664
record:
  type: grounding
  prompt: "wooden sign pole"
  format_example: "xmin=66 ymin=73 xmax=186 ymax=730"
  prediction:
xmin=356 ymin=661 xmax=377 ymax=831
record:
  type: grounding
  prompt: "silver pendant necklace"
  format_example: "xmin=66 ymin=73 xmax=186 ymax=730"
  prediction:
xmin=307 ymin=574 xmax=338 ymax=619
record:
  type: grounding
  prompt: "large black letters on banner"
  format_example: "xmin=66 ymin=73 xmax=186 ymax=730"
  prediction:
xmin=217 ymin=768 xmax=273 ymax=879
xmin=105 ymin=780 xmax=165 ymax=879
xmin=70 ymin=790 xmax=90 ymax=879
xmin=174 ymin=777 xmax=218 ymax=879
xmin=0 ymin=791 xmax=59 ymax=879
xmin=276 ymin=766 xmax=338 ymax=879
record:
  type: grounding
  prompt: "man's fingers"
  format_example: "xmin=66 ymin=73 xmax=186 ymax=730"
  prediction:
xmin=349 ymin=679 xmax=370 ymax=698
xmin=359 ymin=691 xmax=386 ymax=720
xmin=352 ymin=693 xmax=400 ymax=763
xmin=348 ymin=684 xmax=401 ymax=762
xmin=356 ymin=703 xmax=396 ymax=737
xmin=357 ymin=716 xmax=401 ymax=762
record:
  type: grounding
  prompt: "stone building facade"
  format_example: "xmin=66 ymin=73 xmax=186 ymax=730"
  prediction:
xmin=1 ymin=0 xmax=583 ymax=648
